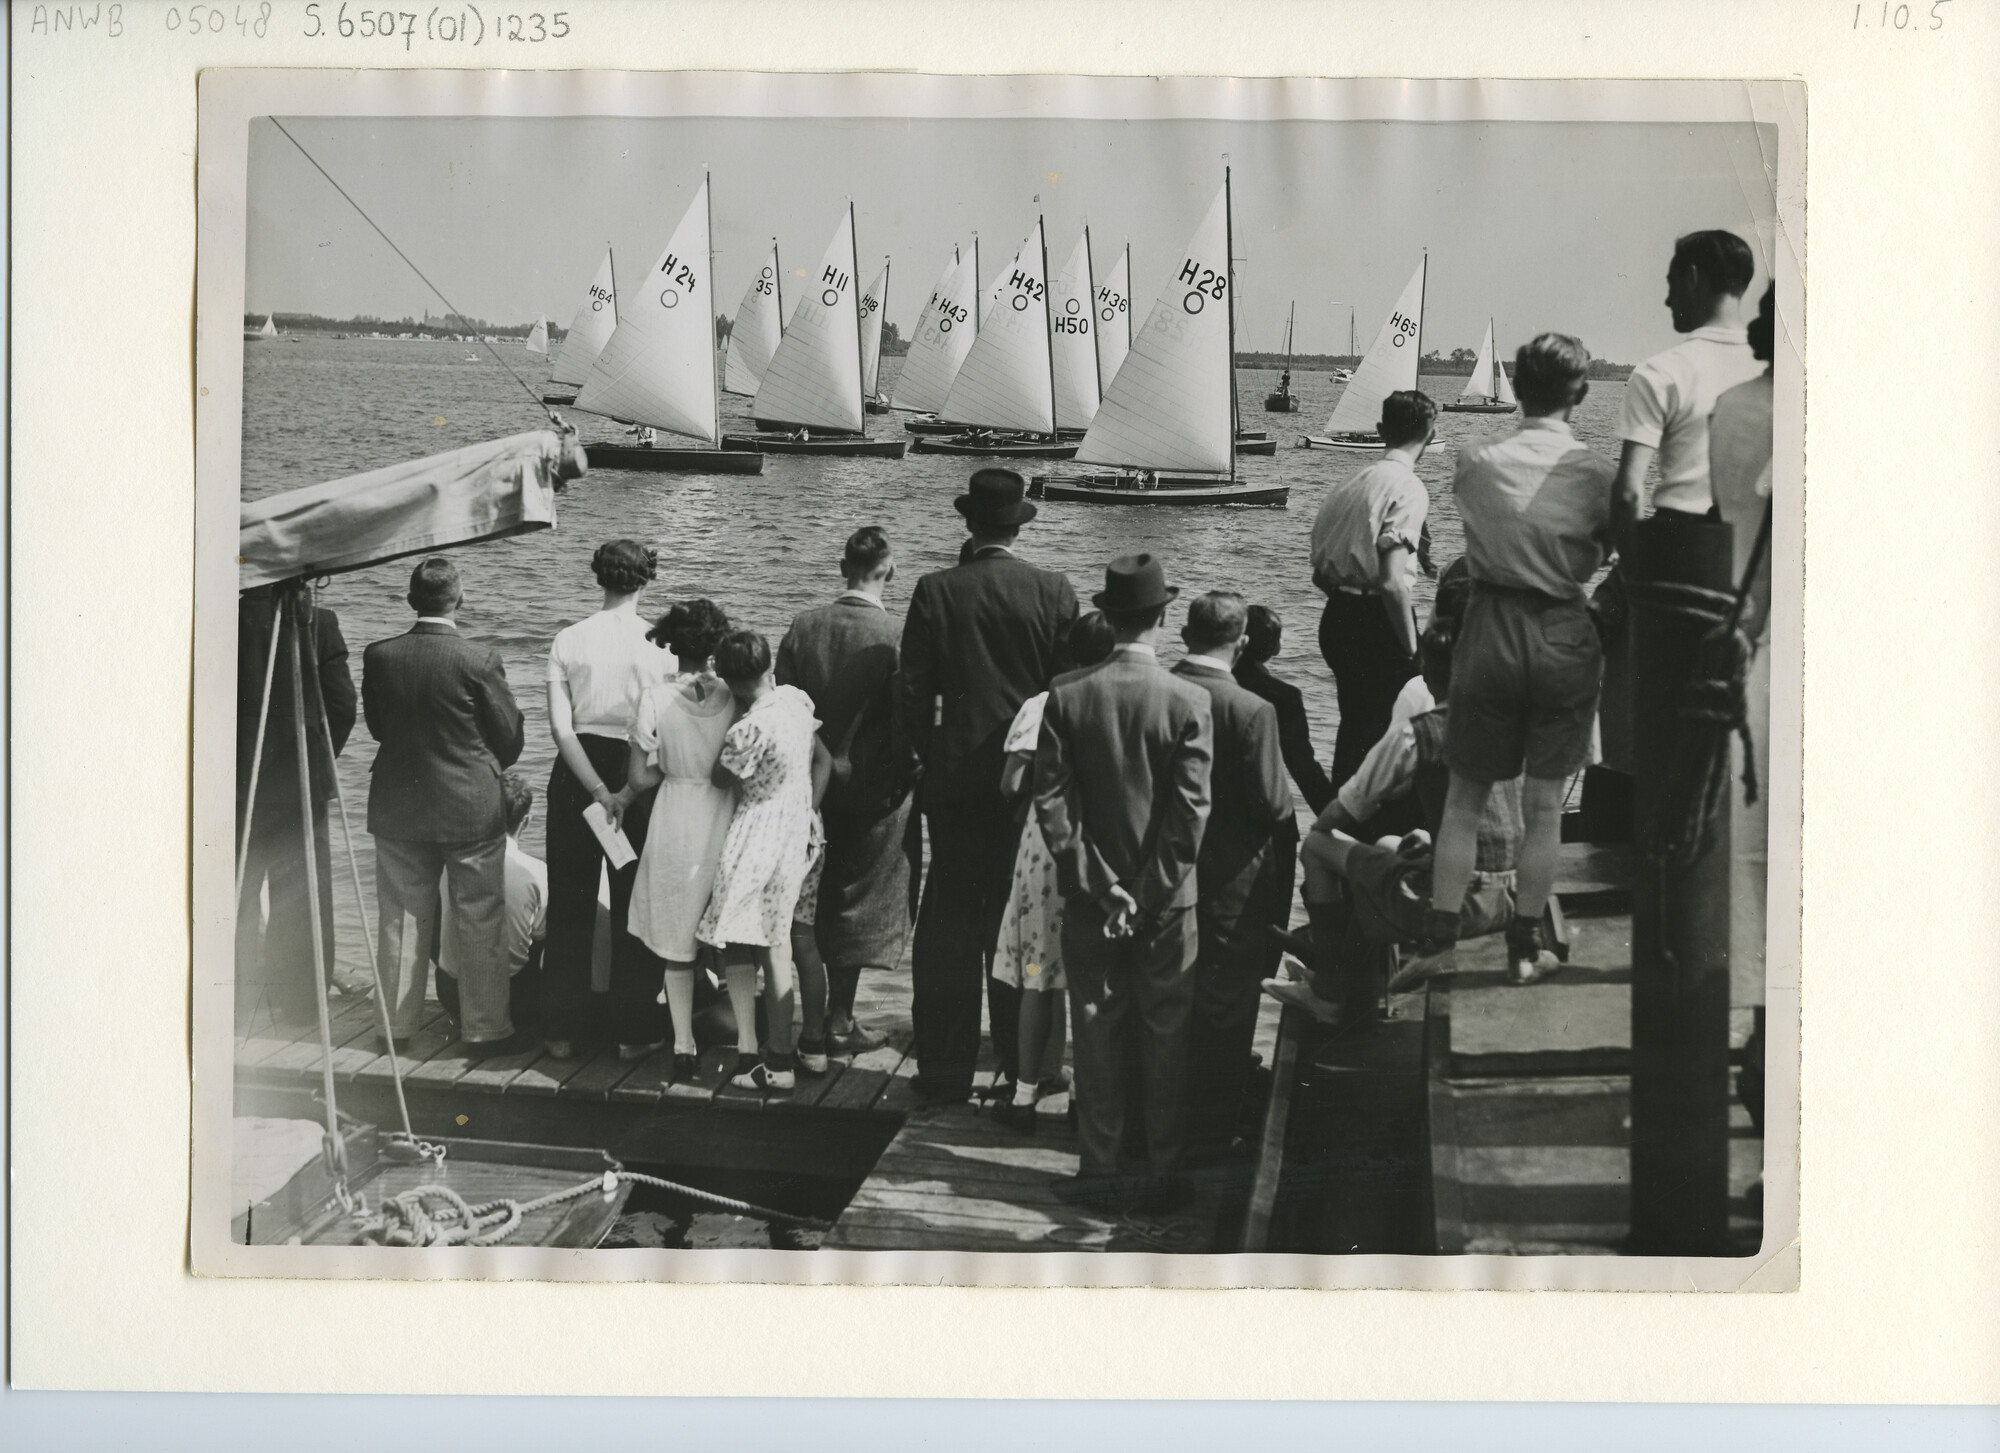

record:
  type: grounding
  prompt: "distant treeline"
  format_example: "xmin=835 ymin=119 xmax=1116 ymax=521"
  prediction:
xmin=245 ymin=311 xmax=559 ymax=341
xmin=1236 ymin=349 xmax=1632 ymax=380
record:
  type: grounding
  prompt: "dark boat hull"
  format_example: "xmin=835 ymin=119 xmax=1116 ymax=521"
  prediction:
xmin=1031 ymin=471 xmax=1289 ymax=507
xmin=723 ymin=433 xmax=908 ymax=458
xmin=1441 ymin=401 xmax=1518 ymax=414
xmin=1235 ymin=437 xmax=1278 ymax=456
xmin=541 ymin=391 xmax=579 ymax=406
xmin=1262 ymin=394 xmax=1298 ymax=412
xmin=586 ymin=444 xmax=765 ymax=474
xmin=910 ymin=434 xmax=1079 ymax=459
xmin=902 ymin=416 xmax=969 ymax=436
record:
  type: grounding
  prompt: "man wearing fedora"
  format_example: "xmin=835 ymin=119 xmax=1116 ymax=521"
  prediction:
xmin=900 ymin=469 xmax=1079 ymax=1105
xmin=1035 ymin=553 xmax=1213 ymax=1212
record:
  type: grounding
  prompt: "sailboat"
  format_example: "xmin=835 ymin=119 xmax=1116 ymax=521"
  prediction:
xmin=571 ymin=174 xmax=764 ymax=475
xmin=1304 ymin=256 xmax=1428 ymax=450
xmin=524 ymin=314 xmax=549 ymax=355
xmin=1263 ymin=302 xmax=1299 ymax=411
xmin=1095 ymin=243 xmax=1133 ymax=390
xmin=1442 ymin=317 xmax=1519 ymax=414
xmin=725 ymin=205 xmax=909 ymax=458
xmin=894 ymin=240 xmax=982 ymax=435
xmin=860 ymin=259 xmax=893 ymax=412
xmin=245 ymin=314 xmax=277 ymax=340
xmin=542 ymin=247 xmax=617 ymax=405
xmin=1032 ymin=170 xmax=1287 ymax=507
xmin=1229 ymin=265 xmax=1278 ymax=454
xmin=912 ymin=218 xmax=1078 ymax=461
xmin=722 ymin=240 xmax=783 ymax=398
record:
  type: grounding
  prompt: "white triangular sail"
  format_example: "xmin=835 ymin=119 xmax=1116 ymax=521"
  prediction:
xmin=525 ymin=314 xmax=549 ymax=355
xmin=1050 ymin=228 xmax=1100 ymax=431
xmin=722 ymin=242 xmax=783 ymax=397
xmin=573 ymin=177 xmax=719 ymax=445
xmin=1323 ymin=257 xmax=1426 ymax=435
xmin=751 ymin=208 xmax=864 ymax=433
xmin=1493 ymin=327 xmax=1517 ymax=405
xmin=1461 ymin=319 xmax=1496 ymax=399
xmin=1077 ymin=184 xmax=1233 ymax=475
xmin=891 ymin=247 xmax=978 ymax=413
xmin=260 ymin=315 xmax=277 ymax=337
xmin=1094 ymin=246 xmax=1132 ymax=386
xmin=859 ymin=261 xmax=890 ymax=399
xmin=549 ymin=249 xmax=617 ymax=388
xmin=943 ymin=220 xmax=1054 ymax=434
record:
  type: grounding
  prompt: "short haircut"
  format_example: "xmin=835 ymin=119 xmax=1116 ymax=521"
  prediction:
xmin=1241 ymin=604 xmax=1283 ymax=666
xmin=1182 ymin=590 xmax=1249 ymax=651
xmin=1431 ymin=556 xmax=1473 ymax=630
xmin=408 ymin=557 xmax=461 ymax=615
xmin=712 ymin=628 xmax=772 ymax=685
xmin=1377 ymin=389 xmax=1438 ymax=447
xmin=1748 ymin=282 xmax=1775 ymax=364
xmin=592 ymin=539 xmax=658 ymax=595
xmin=1513 ymin=333 xmax=1593 ymax=414
xmin=1103 ymin=602 xmax=1167 ymax=635
xmin=501 ymin=770 xmax=535 ymax=835
xmin=1671 ymin=229 xmax=1756 ymax=298
xmin=648 ymin=598 xmax=731 ymax=664
xmin=1418 ymin=619 xmax=1456 ymax=697
xmin=1065 ymin=610 xmax=1118 ymax=671
xmin=843 ymin=525 xmax=893 ymax=579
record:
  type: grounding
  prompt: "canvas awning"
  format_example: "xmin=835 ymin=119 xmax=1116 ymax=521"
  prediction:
xmin=239 ymin=429 xmax=584 ymax=589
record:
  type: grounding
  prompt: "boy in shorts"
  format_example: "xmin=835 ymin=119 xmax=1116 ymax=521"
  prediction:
xmin=1401 ymin=333 xmax=1616 ymax=985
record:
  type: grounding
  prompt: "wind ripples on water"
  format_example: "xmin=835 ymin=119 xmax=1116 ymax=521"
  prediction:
xmin=241 ymin=337 xmax=1627 ymax=975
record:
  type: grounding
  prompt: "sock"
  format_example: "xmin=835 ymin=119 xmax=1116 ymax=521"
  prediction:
xmin=662 ymin=966 xmax=698 ymax=1054
xmin=723 ymin=961 xmax=760 ymax=1057
xmin=1012 ymin=1078 xmax=1038 ymax=1107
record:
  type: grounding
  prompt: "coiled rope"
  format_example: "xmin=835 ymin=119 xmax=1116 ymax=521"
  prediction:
xmin=1625 ymin=502 xmax=1773 ymax=867
xmin=352 ymin=1170 xmax=833 ymax=1247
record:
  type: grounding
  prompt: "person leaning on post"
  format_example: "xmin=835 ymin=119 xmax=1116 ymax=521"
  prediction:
xmin=1396 ymin=332 xmax=1616 ymax=989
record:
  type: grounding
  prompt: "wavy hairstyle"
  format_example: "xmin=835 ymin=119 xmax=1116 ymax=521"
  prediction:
xmin=592 ymin=538 xmax=659 ymax=596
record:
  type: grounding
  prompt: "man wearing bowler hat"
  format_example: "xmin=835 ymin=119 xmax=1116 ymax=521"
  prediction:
xmin=1035 ymin=553 xmax=1213 ymax=1212
xmin=900 ymin=469 xmax=1078 ymax=1105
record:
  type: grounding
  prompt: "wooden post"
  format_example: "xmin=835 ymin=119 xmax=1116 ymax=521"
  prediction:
xmin=1627 ymin=513 xmax=1735 ymax=1255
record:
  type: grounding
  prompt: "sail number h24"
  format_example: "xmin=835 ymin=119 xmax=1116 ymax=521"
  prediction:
xmin=657 ymin=252 xmax=697 ymax=310
xmin=1178 ymin=257 xmax=1227 ymax=314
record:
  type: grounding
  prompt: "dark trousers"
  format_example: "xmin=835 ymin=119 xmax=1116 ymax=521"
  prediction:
xmin=1318 ymin=589 xmax=1418 ymax=791
xmin=235 ymin=794 xmax=335 ymax=1024
xmin=911 ymin=794 xmax=1020 ymax=1095
xmin=542 ymin=735 xmax=663 ymax=1047
xmin=1064 ymin=896 xmax=1198 ymax=1182
xmin=1186 ymin=844 xmax=1291 ymax=1163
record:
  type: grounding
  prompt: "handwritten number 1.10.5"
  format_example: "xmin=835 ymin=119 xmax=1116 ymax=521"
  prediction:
xmin=1854 ymin=1 xmax=1949 ymax=27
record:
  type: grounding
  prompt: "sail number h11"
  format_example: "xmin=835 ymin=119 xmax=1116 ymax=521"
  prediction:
xmin=1178 ymin=257 xmax=1227 ymax=314
xmin=820 ymin=265 xmax=851 ymax=308
xmin=1388 ymin=310 xmax=1417 ymax=347
xmin=657 ymin=252 xmax=697 ymax=309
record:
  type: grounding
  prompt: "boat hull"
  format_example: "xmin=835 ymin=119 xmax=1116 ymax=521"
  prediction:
xmin=541 ymin=391 xmax=579 ymax=406
xmin=1031 ymin=471 xmax=1289 ymax=507
xmin=1235 ymin=437 xmax=1278 ymax=457
xmin=722 ymin=433 xmax=908 ymax=459
xmin=1441 ymin=401 xmax=1517 ymax=414
xmin=586 ymin=444 xmax=765 ymax=474
xmin=910 ymin=434 xmax=1079 ymax=459
xmin=1302 ymin=433 xmax=1383 ymax=452
xmin=901 ymin=416 xmax=968 ymax=436
xmin=1262 ymin=394 xmax=1298 ymax=412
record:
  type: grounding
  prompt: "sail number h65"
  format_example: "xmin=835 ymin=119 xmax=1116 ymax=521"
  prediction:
xmin=1388 ymin=310 xmax=1417 ymax=346
xmin=1178 ymin=257 xmax=1227 ymax=313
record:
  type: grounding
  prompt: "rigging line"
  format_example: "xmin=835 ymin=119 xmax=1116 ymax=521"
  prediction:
xmin=267 ymin=117 xmax=553 ymax=422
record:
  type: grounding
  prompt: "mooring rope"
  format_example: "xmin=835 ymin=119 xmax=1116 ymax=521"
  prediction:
xmin=351 ymin=1170 xmax=834 ymax=1247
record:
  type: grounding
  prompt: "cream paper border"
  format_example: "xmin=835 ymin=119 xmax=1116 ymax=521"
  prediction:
xmin=185 ymin=67 xmax=1802 ymax=1296
xmin=10 ymin=0 xmax=1998 ymax=1402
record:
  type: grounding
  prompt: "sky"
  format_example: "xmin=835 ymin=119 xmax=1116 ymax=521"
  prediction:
xmin=245 ymin=114 xmax=1777 ymax=365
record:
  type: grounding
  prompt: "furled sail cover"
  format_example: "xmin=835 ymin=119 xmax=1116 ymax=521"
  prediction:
xmin=1077 ymin=183 xmax=1232 ymax=474
xmin=240 ymin=430 xmax=577 ymax=589
xmin=575 ymin=178 xmax=719 ymax=443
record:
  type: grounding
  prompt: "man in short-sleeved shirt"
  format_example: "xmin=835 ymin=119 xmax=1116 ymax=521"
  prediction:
xmin=1309 ymin=388 xmax=1435 ymax=792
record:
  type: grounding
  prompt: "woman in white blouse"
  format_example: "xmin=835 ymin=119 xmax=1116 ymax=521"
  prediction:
xmin=541 ymin=540 xmax=676 ymax=1060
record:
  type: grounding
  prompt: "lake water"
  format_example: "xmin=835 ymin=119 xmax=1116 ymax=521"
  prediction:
xmin=240 ymin=337 xmax=1628 ymax=976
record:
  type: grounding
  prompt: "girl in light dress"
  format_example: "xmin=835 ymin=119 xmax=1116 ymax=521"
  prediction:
xmin=615 ymin=600 xmax=736 ymax=1086
xmin=989 ymin=611 xmax=1118 ymax=1134
xmin=695 ymin=630 xmax=832 ymax=1093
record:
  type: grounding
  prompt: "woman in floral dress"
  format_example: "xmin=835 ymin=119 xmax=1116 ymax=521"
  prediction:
xmin=696 ymin=630 xmax=830 ymax=1093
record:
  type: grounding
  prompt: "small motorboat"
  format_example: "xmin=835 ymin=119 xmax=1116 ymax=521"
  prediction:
xmin=1236 ymin=436 xmax=1279 ymax=457
xmin=723 ymin=431 xmax=908 ymax=458
xmin=903 ymin=414 xmax=971 ymax=436
xmin=1032 ymin=470 xmax=1289 ymax=507
xmin=541 ymin=391 xmax=580 ymax=406
xmin=1301 ymin=432 xmax=1383 ymax=452
xmin=910 ymin=430 xmax=1079 ymax=459
xmin=587 ymin=442 xmax=764 ymax=473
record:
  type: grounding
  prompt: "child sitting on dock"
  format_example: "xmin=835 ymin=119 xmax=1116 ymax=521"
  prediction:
xmin=989 ymin=610 xmax=1117 ymax=1134
xmin=695 ymin=630 xmax=832 ymax=1094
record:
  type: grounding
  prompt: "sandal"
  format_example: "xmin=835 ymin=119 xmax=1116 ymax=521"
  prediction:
xmin=729 ymin=1055 xmax=794 ymax=1093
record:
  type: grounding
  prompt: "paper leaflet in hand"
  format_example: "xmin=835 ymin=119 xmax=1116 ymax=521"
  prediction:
xmin=582 ymin=801 xmax=637 ymax=869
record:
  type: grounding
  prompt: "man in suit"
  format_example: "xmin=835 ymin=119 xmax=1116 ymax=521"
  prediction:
xmin=900 ymin=470 xmax=1078 ymax=1104
xmin=236 ymin=583 xmax=356 ymax=1027
xmin=363 ymin=557 xmax=526 ymax=1054
xmin=1171 ymin=592 xmax=1295 ymax=1164
xmin=777 ymin=525 xmax=920 ymax=1056
xmin=1035 ymin=554 xmax=1212 ymax=1211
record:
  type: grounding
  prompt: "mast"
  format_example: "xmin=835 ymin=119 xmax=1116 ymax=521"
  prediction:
xmin=1038 ymin=215 xmax=1057 ymax=441
xmin=849 ymin=201 xmax=865 ymax=431
xmin=1225 ymin=164 xmax=1237 ymax=482
xmin=773 ymin=237 xmax=784 ymax=337
xmin=1124 ymin=244 xmax=1134 ymax=357
xmin=705 ymin=171 xmax=718 ymax=449
xmin=608 ymin=243 xmax=619 ymax=328
xmin=1489 ymin=314 xmax=1498 ymax=400
xmin=972 ymin=234 xmax=981 ymax=337
xmin=1085 ymin=221 xmax=1103 ymax=405
xmin=1416 ymin=250 xmax=1428 ymax=396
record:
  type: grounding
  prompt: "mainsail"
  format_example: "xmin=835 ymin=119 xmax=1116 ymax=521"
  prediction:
xmin=751 ymin=206 xmax=865 ymax=433
xmin=723 ymin=241 xmax=784 ymax=397
xmin=1461 ymin=318 xmax=1517 ymax=404
xmin=260 ymin=315 xmax=278 ymax=337
xmin=891 ymin=245 xmax=979 ymax=413
xmin=859 ymin=260 xmax=890 ymax=400
xmin=1077 ymin=183 xmax=1234 ymax=476
xmin=548 ymin=248 xmax=617 ymax=388
xmin=573 ymin=176 xmax=720 ymax=444
xmin=525 ymin=315 xmax=549 ymax=355
xmin=1322 ymin=256 xmax=1427 ymax=435
xmin=1094 ymin=245 xmax=1132 ymax=387
xmin=942 ymin=219 xmax=1055 ymax=434
xmin=1050 ymin=227 xmax=1101 ymax=431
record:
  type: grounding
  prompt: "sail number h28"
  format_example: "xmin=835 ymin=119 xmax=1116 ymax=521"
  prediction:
xmin=1178 ymin=257 xmax=1227 ymax=313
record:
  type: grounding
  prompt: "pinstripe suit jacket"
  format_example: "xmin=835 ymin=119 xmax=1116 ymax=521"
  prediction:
xmin=362 ymin=621 xmax=524 ymax=842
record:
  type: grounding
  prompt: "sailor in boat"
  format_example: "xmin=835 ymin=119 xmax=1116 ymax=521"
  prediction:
xmin=626 ymin=424 xmax=658 ymax=449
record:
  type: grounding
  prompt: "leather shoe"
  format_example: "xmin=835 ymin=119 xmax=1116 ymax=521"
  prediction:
xmin=463 ymin=1031 xmax=531 ymax=1059
xmin=990 ymin=1097 xmax=1037 ymax=1134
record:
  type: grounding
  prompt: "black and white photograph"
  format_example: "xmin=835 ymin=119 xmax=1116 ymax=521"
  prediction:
xmin=192 ymin=71 xmax=1801 ymax=1285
